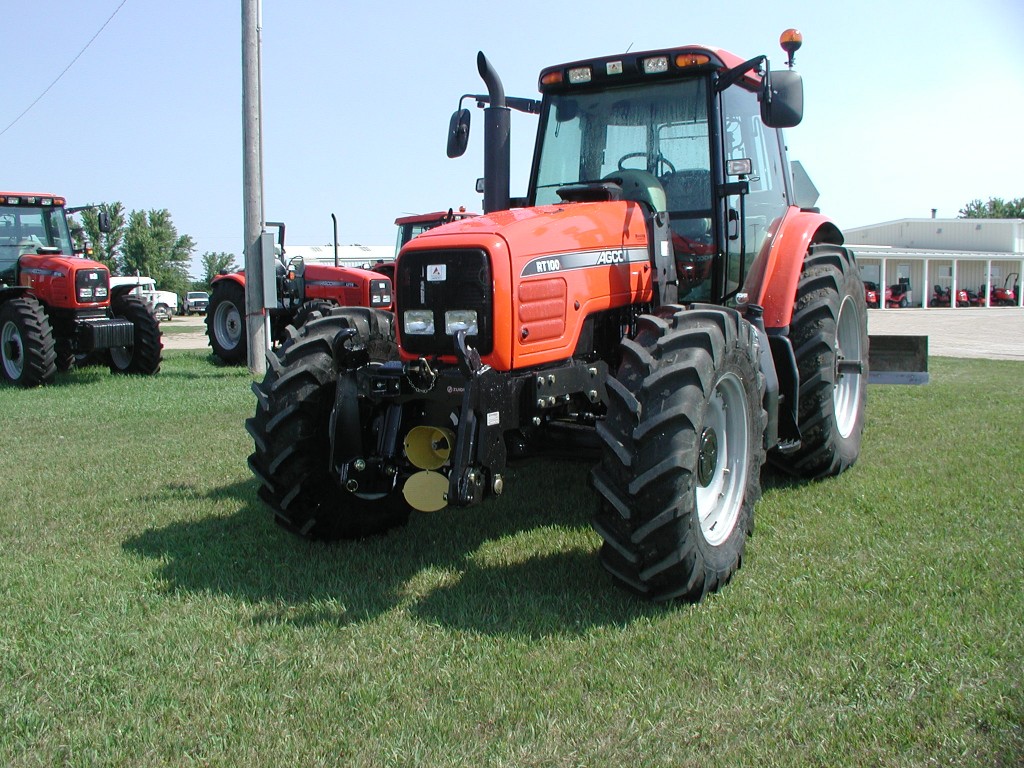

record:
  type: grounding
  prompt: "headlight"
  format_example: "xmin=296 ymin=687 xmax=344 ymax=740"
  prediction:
xmin=78 ymin=287 xmax=94 ymax=300
xmin=95 ymin=287 xmax=108 ymax=298
xmin=404 ymin=310 xmax=434 ymax=335
xmin=445 ymin=310 xmax=478 ymax=335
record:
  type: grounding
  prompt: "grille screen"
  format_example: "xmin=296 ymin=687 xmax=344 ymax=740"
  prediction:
xmin=397 ymin=248 xmax=492 ymax=356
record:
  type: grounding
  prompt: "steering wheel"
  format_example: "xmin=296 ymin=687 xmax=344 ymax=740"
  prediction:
xmin=616 ymin=152 xmax=676 ymax=175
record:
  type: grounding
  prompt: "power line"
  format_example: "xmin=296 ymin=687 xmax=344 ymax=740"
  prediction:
xmin=0 ymin=0 xmax=129 ymax=139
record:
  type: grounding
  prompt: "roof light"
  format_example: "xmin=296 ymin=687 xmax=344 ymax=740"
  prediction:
xmin=606 ymin=61 xmax=623 ymax=76
xmin=675 ymin=53 xmax=711 ymax=68
xmin=642 ymin=56 xmax=669 ymax=74
xmin=568 ymin=66 xmax=592 ymax=84
xmin=540 ymin=70 xmax=563 ymax=86
xmin=780 ymin=28 xmax=803 ymax=67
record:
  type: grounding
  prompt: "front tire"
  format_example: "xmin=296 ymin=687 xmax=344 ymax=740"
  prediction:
xmin=0 ymin=296 xmax=56 ymax=387
xmin=109 ymin=296 xmax=162 ymax=375
xmin=776 ymin=245 xmax=868 ymax=479
xmin=592 ymin=305 xmax=767 ymax=602
xmin=206 ymin=280 xmax=247 ymax=364
xmin=246 ymin=308 xmax=408 ymax=539
xmin=289 ymin=299 xmax=337 ymax=334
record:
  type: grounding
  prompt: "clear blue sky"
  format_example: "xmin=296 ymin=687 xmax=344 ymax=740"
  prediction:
xmin=4 ymin=1 xmax=1023 ymax=279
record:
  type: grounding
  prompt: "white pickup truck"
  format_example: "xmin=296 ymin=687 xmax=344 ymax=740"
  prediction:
xmin=108 ymin=276 xmax=178 ymax=321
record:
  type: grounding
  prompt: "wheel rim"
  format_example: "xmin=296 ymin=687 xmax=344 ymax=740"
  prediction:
xmin=833 ymin=295 xmax=864 ymax=439
xmin=214 ymin=301 xmax=242 ymax=348
xmin=2 ymin=320 xmax=24 ymax=379
xmin=110 ymin=345 xmax=133 ymax=369
xmin=696 ymin=372 xmax=749 ymax=547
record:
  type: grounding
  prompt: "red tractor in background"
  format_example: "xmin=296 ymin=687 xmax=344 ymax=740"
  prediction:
xmin=929 ymin=284 xmax=969 ymax=307
xmin=0 ymin=192 xmax=161 ymax=387
xmin=205 ymin=221 xmax=393 ymax=363
xmin=885 ymin=279 xmax=911 ymax=308
xmin=981 ymin=273 xmax=1019 ymax=306
xmin=372 ymin=209 xmax=480 ymax=284
xmin=247 ymin=32 xmax=869 ymax=603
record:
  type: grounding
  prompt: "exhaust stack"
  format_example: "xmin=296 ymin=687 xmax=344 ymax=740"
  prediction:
xmin=477 ymin=52 xmax=510 ymax=214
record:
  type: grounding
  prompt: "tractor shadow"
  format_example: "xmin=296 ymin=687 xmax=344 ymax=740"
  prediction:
xmin=121 ymin=461 xmax=666 ymax=637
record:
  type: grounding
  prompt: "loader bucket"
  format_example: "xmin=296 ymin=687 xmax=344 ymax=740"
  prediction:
xmin=868 ymin=335 xmax=929 ymax=384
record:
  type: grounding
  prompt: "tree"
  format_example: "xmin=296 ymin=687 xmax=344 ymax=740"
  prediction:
xmin=71 ymin=202 xmax=126 ymax=271
xmin=199 ymin=251 xmax=239 ymax=289
xmin=121 ymin=208 xmax=195 ymax=298
xmin=958 ymin=197 xmax=1024 ymax=219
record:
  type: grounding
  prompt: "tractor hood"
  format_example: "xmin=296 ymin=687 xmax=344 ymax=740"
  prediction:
xmin=402 ymin=200 xmax=652 ymax=272
xmin=398 ymin=201 xmax=655 ymax=369
xmin=18 ymin=252 xmax=111 ymax=308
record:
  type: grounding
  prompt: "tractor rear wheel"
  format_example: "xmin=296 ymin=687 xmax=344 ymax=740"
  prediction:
xmin=206 ymin=280 xmax=247 ymax=364
xmin=109 ymin=296 xmax=162 ymax=375
xmin=592 ymin=305 xmax=767 ymax=602
xmin=289 ymin=299 xmax=337 ymax=334
xmin=0 ymin=296 xmax=57 ymax=387
xmin=776 ymin=245 xmax=868 ymax=478
xmin=246 ymin=307 xmax=409 ymax=539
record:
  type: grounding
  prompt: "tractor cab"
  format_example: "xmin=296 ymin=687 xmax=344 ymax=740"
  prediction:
xmin=0 ymin=195 xmax=75 ymax=285
xmin=527 ymin=33 xmax=805 ymax=307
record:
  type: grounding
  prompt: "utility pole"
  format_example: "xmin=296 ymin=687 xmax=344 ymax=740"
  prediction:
xmin=242 ymin=0 xmax=268 ymax=374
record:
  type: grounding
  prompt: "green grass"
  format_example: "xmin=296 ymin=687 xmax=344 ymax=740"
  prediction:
xmin=0 ymin=352 xmax=1021 ymax=766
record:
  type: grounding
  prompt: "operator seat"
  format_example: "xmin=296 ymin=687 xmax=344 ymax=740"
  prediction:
xmin=659 ymin=169 xmax=711 ymax=213
xmin=660 ymin=169 xmax=713 ymax=245
xmin=601 ymin=169 xmax=666 ymax=213
xmin=17 ymin=235 xmax=43 ymax=257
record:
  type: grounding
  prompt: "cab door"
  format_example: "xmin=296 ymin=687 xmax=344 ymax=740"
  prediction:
xmin=719 ymin=85 xmax=790 ymax=299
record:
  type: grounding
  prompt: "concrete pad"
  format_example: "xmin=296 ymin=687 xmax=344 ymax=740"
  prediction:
xmin=162 ymin=308 xmax=1024 ymax=363
xmin=868 ymin=307 xmax=1024 ymax=361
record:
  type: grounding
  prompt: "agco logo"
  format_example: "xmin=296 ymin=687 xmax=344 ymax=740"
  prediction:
xmin=595 ymin=249 xmax=625 ymax=265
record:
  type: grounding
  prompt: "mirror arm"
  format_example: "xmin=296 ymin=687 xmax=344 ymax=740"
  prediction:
xmin=715 ymin=55 xmax=767 ymax=93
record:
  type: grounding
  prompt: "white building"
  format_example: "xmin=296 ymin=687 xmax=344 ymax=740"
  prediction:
xmin=847 ymin=218 xmax=1023 ymax=309
xmin=283 ymin=244 xmax=394 ymax=270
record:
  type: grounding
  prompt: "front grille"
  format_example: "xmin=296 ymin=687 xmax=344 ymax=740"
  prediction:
xmin=397 ymin=248 xmax=492 ymax=356
xmin=74 ymin=267 xmax=109 ymax=304
xmin=369 ymin=278 xmax=392 ymax=308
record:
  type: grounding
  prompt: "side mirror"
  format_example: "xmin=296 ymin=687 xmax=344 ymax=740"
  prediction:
xmin=761 ymin=69 xmax=803 ymax=128
xmin=97 ymin=210 xmax=111 ymax=233
xmin=447 ymin=108 xmax=471 ymax=158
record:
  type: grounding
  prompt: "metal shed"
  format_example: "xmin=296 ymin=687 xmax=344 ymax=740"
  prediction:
xmin=846 ymin=218 xmax=1023 ymax=309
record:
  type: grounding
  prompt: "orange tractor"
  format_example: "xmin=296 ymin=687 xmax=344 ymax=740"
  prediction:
xmin=247 ymin=32 xmax=869 ymax=602
xmin=206 ymin=221 xmax=393 ymax=363
xmin=0 ymin=192 xmax=161 ymax=386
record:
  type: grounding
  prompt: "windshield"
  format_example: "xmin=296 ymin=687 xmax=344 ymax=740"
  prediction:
xmin=0 ymin=204 xmax=75 ymax=283
xmin=531 ymin=78 xmax=712 ymax=213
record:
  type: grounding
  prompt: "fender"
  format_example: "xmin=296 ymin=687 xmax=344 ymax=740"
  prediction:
xmin=110 ymin=283 xmax=147 ymax=302
xmin=743 ymin=206 xmax=843 ymax=330
xmin=0 ymin=286 xmax=31 ymax=305
xmin=212 ymin=271 xmax=246 ymax=289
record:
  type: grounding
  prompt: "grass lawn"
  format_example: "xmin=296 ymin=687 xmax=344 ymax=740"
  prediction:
xmin=0 ymin=352 xmax=1021 ymax=766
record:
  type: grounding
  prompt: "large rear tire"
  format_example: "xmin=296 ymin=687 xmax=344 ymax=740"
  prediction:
xmin=592 ymin=305 xmax=767 ymax=602
xmin=776 ymin=245 xmax=868 ymax=478
xmin=109 ymin=296 xmax=162 ymax=375
xmin=0 ymin=296 xmax=56 ymax=387
xmin=206 ymin=279 xmax=247 ymax=364
xmin=246 ymin=307 xmax=409 ymax=539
